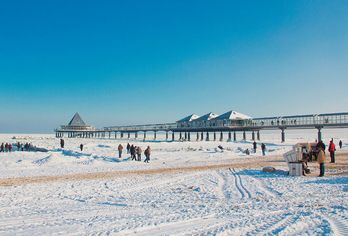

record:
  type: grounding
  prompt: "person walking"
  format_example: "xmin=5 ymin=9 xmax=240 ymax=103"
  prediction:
xmin=130 ymin=145 xmax=136 ymax=160
xmin=261 ymin=143 xmax=266 ymax=156
xmin=60 ymin=139 xmax=65 ymax=149
xmin=317 ymin=146 xmax=326 ymax=177
xmin=328 ymin=139 xmax=336 ymax=163
xmin=118 ymin=144 xmax=123 ymax=158
xmin=136 ymin=146 xmax=142 ymax=161
xmin=253 ymin=141 xmax=257 ymax=153
xmin=339 ymin=140 xmax=342 ymax=149
xmin=80 ymin=144 xmax=84 ymax=151
xmin=5 ymin=143 xmax=9 ymax=152
xmin=0 ymin=143 xmax=4 ymax=152
xmin=126 ymin=143 xmax=130 ymax=154
xmin=144 ymin=146 xmax=151 ymax=163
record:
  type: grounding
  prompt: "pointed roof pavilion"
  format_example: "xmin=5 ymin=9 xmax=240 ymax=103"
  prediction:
xmin=213 ymin=110 xmax=251 ymax=120
xmin=68 ymin=112 xmax=86 ymax=126
xmin=177 ymin=114 xmax=200 ymax=123
xmin=194 ymin=112 xmax=219 ymax=121
xmin=57 ymin=112 xmax=95 ymax=131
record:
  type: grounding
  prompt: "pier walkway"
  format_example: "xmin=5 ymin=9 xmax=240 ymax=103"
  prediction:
xmin=55 ymin=112 xmax=348 ymax=142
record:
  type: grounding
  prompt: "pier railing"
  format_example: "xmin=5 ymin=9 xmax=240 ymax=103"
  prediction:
xmin=102 ymin=112 xmax=348 ymax=132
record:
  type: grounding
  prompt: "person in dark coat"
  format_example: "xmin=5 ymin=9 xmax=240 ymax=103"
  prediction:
xmin=144 ymin=146 xmax=151 ymax=163
xmin=136 ymin=146 xmax=142 ymax=161
xmin=130 ymin=145 xmax=136 ymax=160
xmin=118 ymin=144 xmax=123 ymax=158
xmin=80 ymin=144 xmax=84 ymax=151
xmin=126 ymin=143 xmax=131 ymax=154
xmin=60 ymin=139 xmax=65 ymax=149
xmin=328 ymin=139 xmax=336 ymax=163
xmin=5 ymin=143 xmax=9 ymax=152
xmin=316 ymin=140 xmax=326 ymax=152
xmin=339 ymin=140 xmax=342 ymax=149
xmin=0 ymin=143 xmax=4 ymax=152
xmin=253 ymin=141 xmax=257 ymax=153
xmin=261 ymin=143 xmax=266 ymax=156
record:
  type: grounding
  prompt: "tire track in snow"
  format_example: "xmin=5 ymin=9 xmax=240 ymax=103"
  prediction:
xmin=324 ymin=214 xmax=348 ymax=236
xmin=229 ymin=168 xmax=251 ymax=199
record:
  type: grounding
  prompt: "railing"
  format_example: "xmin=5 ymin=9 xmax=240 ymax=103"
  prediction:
xmin=102 ymin=112 xmax=348 ymax=132
xmin=104 ymin=123 xmax=177 ymax=132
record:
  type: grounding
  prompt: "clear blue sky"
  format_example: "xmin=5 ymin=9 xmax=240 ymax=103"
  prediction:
xmin=0 ymin=0 xmax=347 ymax=133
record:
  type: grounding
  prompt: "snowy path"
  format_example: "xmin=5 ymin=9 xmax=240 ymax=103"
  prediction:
xmin=1 ymin=169 xmax=347 ymax=235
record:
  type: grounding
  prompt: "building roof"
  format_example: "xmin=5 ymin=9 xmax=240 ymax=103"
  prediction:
xmin=177 ymin=114 xmax=200 ymax=123
xmin=194 ymin=112 xmax=219 ymax=121
xmin=68 ymin=113 xmax=87 ymax=126
xmin=213 ymin=110 xmax=251 ymax=120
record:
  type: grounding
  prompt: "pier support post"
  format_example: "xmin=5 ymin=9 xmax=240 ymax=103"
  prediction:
xmin=184 ymin=132 xmax=187 ymax=140
xmin=109 ymin=132 xmax=111 ymax=139
xmin=252 ymin=131 xmax=255 ymax=141
xmin=196 ymin=132 xmax=199 ymax=141
xmin=317 ymin=127 xmax=322 ymax=142
xmin=201 ymin=132 xmax=204 ymax=141
xmin=234 ymin=132 xmax=237 ymax=142
xmin=243 ymin=131 xmax=246 ymax=140
xmin=166 ymin=131 xmax=169 ymax=140
xmin=188 ymin=132 xmax=191 ymax=141
xmin=228 ymin=132 xmax=232 ymax=141
xmin=154 ymin=131 xmax=157 ymax=140
xmin=135 ymin=132 xmax=138 ymax=139
xmin=220 ymin=132 xmax=223 ymax=141
xmin=206 ymin=132 xmax=210 ymax=141
xmin=213 ymin=132 xmax=216 ymax=141
xmin=115 ymin=132 xmax=117 ymax=139
xmin=172 ymin=132 xmax=175 ymax=141
xmin=257 ymin=131 xmax=260 ymax=141
xmin=143 ymin=132 xmax=147 ymax=141
xmin=179 ymin=132 xmax=182 ymax=140
xmin=281 ymin=129 xmax=286 ymax=143
xmin=127 ymin=132 xmax=130 ymax=139
xmin=121 ymin=132 xmax=124 ymax=138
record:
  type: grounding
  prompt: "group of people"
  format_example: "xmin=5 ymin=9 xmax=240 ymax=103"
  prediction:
xmin=316 ymin=138 xmax=342 ymax=177
xmin=245 ymin=141 xmax=267 ymax=156
xmin=0 ymin=142 xmax=32 ymax=152
xmin=118 ymin=143 xmax=151 ymax=163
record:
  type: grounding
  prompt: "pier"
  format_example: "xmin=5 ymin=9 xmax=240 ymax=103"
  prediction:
xmin=55 ymin=111 xmax=348 ymax=142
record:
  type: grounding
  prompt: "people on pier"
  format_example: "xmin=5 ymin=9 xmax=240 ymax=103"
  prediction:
xmin=317 ymin=146 xmax=326 ymax=177
xmin=118 ymin=144 xmax=123 ymax=158
xmin=328 ymin=139 xmax=336 ymax=163
xmin=80 ymin=144 xmax=84 ymax=151
xmin=60 ymin=139 xmax=65 ymax=149
xmin=253 ymin=141 xmax=257 ymax=153
xmin=339 ymin=140 xmax=342 ymax=149
xmin=144 ymin=146 xmax=151 ymax=163
xmin=261 ymin=143 xmax=266 ymax=156
xmin=136 ymin=146 xmax=142 ymax=161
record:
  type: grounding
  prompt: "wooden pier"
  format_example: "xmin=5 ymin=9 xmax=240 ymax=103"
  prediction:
xmin=55 ymin=112 xmax=348 ymax=142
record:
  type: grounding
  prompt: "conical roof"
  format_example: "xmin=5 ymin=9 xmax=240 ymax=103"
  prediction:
xmin=68 ymin=113 xmax=86 ymax=126
xmin=177 ymin=114 xmax=200 ymax=123
xmin=214 ymin=110 xmax=251 ymax=120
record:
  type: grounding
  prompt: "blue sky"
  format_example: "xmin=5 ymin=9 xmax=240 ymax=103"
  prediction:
xmin=0 ymin=0 xmax=347 ymax=133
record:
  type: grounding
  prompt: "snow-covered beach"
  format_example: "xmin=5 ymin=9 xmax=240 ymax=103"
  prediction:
xmin=0 ymin=131 xmax=347 ymax=235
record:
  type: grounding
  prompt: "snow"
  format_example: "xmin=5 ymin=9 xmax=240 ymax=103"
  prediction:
xmin=0 ymin=130 xmax=347 ymax=235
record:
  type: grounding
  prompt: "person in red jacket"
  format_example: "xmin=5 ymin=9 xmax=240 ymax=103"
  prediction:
xmin=328 ymin=139 xmax=336 ymax=163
